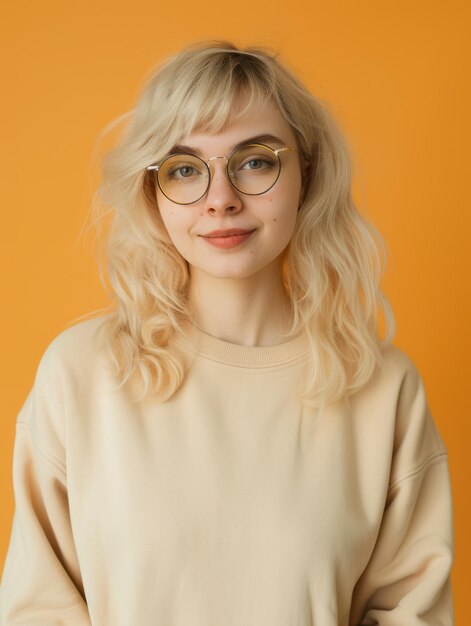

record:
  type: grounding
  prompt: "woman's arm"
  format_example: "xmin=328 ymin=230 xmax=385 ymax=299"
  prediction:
xmin=349 ymin=360 xmax=455 ymax=625
xmin=0 ymin=347 xmax=92 ymax=625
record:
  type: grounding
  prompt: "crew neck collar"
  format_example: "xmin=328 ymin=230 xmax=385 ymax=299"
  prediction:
xmin=184 ymin=324 xmax=309 ymax=368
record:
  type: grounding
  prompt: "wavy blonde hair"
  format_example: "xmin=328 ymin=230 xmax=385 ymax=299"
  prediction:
xmin=76 ymin=39 xmax=396 ymax=412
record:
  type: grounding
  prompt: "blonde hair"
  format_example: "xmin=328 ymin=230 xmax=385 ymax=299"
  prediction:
xmin=77 ymin=39 xmax=396 ymax=413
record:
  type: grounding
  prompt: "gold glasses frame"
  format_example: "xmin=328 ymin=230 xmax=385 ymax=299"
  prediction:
xmin=145 ymin=143 xmax=297 ymax=205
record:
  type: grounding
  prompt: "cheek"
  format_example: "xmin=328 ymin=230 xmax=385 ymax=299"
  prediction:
xmin=266 ymin=174 xmax=301 ymax=221
xmin=157 ymin=207 xmax=202 ymax=265
xmin=158 ymin=204 xmax=190 ymax=240
xmin=158 ymin=215 xmax=192 ymax=262
xmin=160 ymin=209 xmax=176 ymax=233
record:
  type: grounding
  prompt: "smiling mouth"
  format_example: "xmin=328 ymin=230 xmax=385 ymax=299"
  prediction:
xmin=200 ymin=230 xmax=257 ymax=248
xmin=201 ymin=229 xmax=256 ymax=238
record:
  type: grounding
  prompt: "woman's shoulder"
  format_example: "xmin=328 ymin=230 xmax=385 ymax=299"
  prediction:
xmin=377 ymin=342 xmax=425 ymax=386
xmin=34 ymin=313 xmax=112 ymax=383
xmin=16 ymin=315 xmax=114 ymax=448
xmin=350 ymin=341 xmax=431 ymax=414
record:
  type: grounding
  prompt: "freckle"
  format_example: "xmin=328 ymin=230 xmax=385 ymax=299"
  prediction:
xmin=273 ymin=218 xmax=277 ymax=222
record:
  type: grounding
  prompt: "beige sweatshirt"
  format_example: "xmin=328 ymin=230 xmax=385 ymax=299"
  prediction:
xmin=0 ymin=316 xmax=454 ymax=625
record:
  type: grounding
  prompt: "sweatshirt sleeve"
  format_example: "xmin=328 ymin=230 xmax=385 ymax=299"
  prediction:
xmin=349 ymin=357 xmax=455 ymax=626
xmin=0 ymin=342 xmax=92 ymax=625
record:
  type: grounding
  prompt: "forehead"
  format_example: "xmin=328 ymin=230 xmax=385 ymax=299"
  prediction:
xmin=179 ymin=99 xmax=297 ymax=155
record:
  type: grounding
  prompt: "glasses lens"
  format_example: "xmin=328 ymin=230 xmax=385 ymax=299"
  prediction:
xmin=228 ymin=145 xmax=280 ymax=195
xmin=157 ymin=154 xmax=209 ymax=204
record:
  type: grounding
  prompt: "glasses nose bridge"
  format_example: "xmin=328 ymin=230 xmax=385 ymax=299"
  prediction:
xmin=207 ymin=155 xmax=228 ymax=164
xmin=206 ymin=155 xmax=231 ymax=188
xmin=206 ymin=155 xmax=229 ymax=173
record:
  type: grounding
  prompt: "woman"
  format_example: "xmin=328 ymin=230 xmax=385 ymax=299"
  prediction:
xmin=0 ymin=40 xmax=454 ymax=625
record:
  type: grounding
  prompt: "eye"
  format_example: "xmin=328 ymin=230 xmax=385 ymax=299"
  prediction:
xmin=165 ymin=162 xmax=204 ymax=181
xmin=168 ymin=164 xmax=193 ymax=178
xmin=172 ymin=166 xmax=194 ymax=177
xmin=240 ymin=157 xmax=276 ymax=171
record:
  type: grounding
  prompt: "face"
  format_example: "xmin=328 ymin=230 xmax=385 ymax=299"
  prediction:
xmin=155 ymin=98 xmax=304 ymax=281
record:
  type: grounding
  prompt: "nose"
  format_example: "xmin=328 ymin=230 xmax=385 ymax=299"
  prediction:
xmin=203 ymin=157 xmax=243 ymax=215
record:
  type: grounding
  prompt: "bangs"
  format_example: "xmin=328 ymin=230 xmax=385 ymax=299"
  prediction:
xmin=169 ymin=52 xmax=275 ymax=140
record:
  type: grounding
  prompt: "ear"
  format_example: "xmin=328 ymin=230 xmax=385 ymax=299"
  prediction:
xmin=298 ymin=172 xmax=307 ymax=210
xmin=298 ymin=186 xmax=304 ymax=211
xmin=298 ymin=157 xmax=312 ymax=210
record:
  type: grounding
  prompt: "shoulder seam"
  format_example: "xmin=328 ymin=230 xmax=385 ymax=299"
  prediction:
xmin=388 ymin=451 xmax=448 ymax=493
xmin=16 ymin=421 xmax=66 ymax=475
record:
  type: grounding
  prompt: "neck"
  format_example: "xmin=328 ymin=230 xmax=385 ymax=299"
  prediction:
xmin=187 ymin=260 xmax=295 ymax=347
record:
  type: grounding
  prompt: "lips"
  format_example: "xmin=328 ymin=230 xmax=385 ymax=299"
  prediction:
xmin=201 ymin=228 xmax=255 ymax=238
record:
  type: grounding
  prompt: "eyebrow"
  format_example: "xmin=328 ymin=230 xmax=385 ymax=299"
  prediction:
xmin=167 ymin=134 xmax=286 ymax=157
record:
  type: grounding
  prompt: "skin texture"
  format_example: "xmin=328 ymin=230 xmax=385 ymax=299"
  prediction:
xmin=156 ymin=98 xmax=305 ymax=346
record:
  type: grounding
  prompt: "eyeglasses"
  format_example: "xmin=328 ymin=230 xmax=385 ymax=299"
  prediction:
xmin=146 ymin=143 xmax=297 ymax=205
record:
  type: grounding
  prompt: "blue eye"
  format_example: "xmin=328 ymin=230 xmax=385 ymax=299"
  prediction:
xmin=240 ymin=157 xmax=276 ymax=171
xmin=168 ymin=165 xmax=194 ymax=178
xmin=165 ymin=162 xmax=204 ymax=181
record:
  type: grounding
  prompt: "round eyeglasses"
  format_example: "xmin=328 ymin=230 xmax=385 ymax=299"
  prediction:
xmin=146 ymin=143 xmax=297 ymax=205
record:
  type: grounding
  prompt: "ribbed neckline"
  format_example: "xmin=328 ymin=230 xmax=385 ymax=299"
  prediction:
xmin=185 ymin=324 xmax=309 ymax=368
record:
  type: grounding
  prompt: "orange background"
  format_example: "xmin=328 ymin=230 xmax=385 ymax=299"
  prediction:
xmin=1 ymin=0 xmax=469 ymax=622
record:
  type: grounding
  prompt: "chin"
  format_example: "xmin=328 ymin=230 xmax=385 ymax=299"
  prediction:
xmin=190 ymin=260 xmax=266 ymax=280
